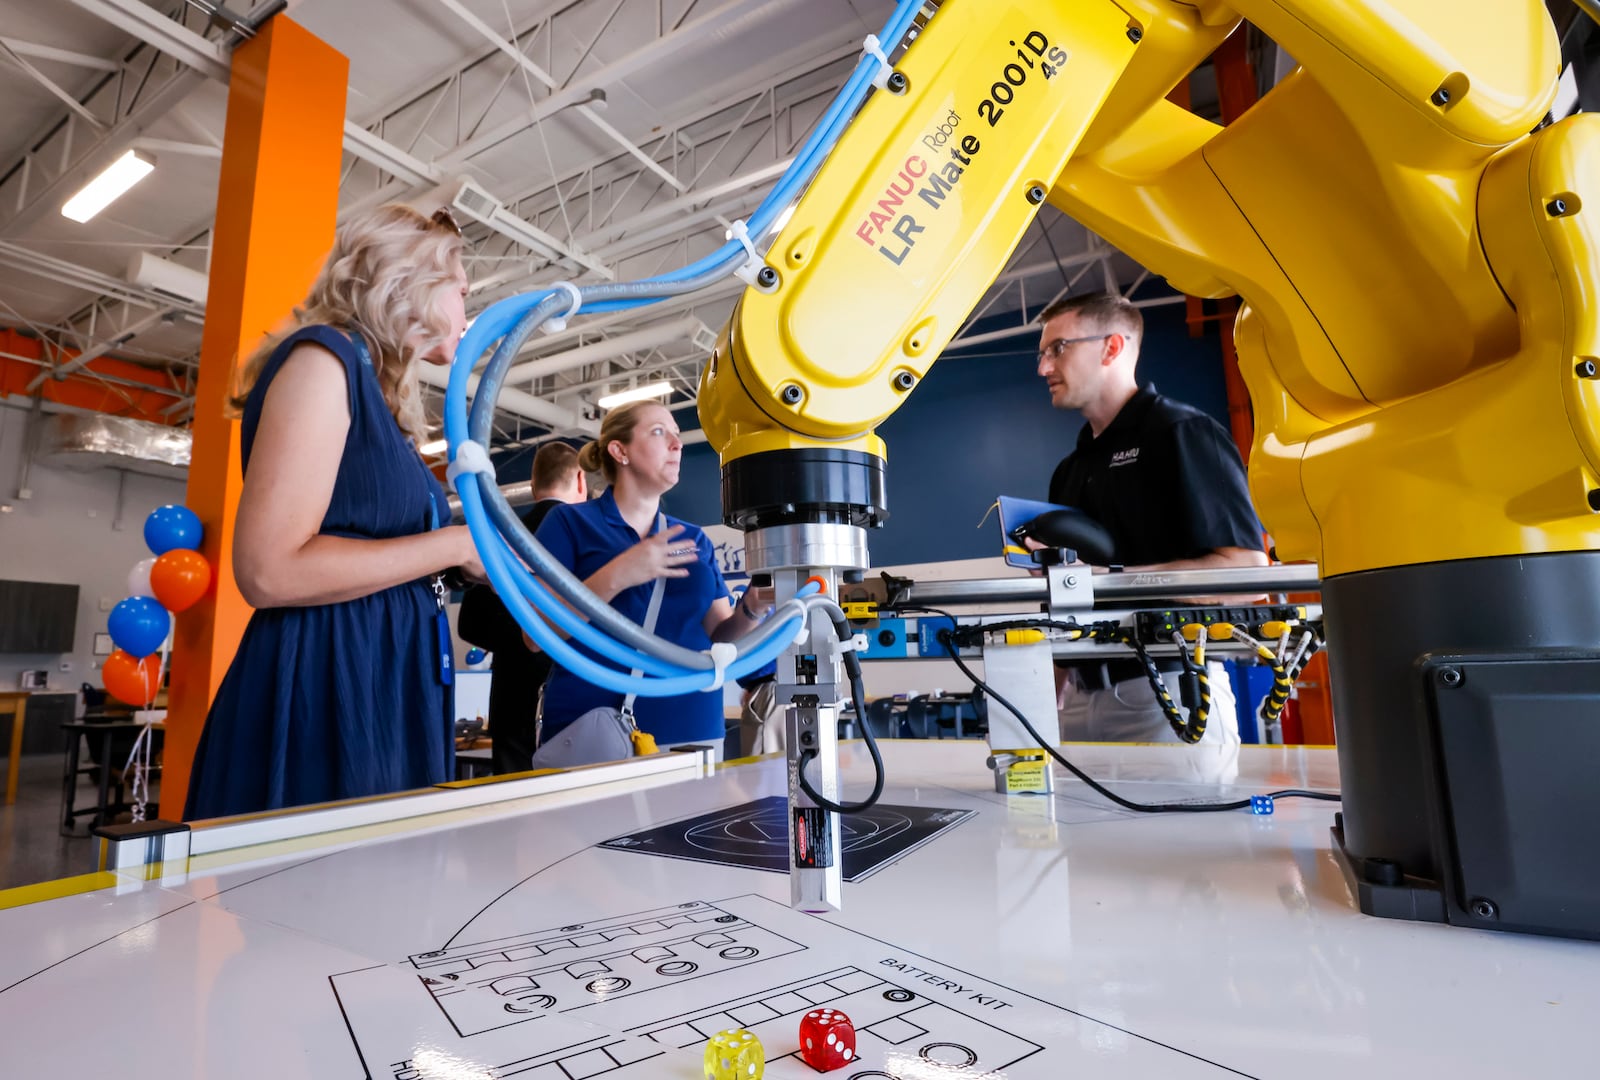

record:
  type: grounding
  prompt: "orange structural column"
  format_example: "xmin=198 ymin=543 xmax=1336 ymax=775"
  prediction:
xmin=162 ymin=18 xmax=348 ymax=820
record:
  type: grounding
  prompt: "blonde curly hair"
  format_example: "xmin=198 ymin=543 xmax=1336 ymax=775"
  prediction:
xmin=231 ymin=204 xmax=465 ymax=441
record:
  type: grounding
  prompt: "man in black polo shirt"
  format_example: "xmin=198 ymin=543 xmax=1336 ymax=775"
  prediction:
xmin=458 ymin=442 xmax=587 ymax=773
xmin=1033 ymin=291 xmax=1266 ymax=745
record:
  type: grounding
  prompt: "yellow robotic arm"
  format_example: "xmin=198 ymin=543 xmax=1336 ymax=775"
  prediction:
xmin=702 ymin=0 xmax=1600 ymax=940
xmin=701 ymin=0 xmax=1583 ymax=570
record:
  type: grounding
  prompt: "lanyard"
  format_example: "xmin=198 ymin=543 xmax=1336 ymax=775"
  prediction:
xmin=429 ymin=494 xmax=453 ymax=687
xmin=347 ymin=329 xmax=453 ymax=687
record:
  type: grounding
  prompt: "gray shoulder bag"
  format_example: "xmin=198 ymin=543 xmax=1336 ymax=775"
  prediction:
xmin=529 ymin=519 xmax=667 ymax=769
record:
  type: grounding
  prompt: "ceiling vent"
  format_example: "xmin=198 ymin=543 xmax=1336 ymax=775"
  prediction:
xmin=451 ymin=177 xmax=504 ymax=226
xmin=34 ymin=413 xmax=190 ymax=480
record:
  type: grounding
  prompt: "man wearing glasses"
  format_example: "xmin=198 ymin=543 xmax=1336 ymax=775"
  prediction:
xmin=1032 ymin=291 xmax=1267 ymax=748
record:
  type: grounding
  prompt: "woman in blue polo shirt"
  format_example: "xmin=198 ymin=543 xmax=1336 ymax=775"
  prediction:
xmin=533 ymin=400 xmax=770 ymax=756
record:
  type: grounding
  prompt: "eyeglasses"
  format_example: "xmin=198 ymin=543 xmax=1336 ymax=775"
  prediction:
xmin=430 ymin=206 xmax=463 ymax=237
xmin=1036 ymin=334 xmax=1112 ymax=365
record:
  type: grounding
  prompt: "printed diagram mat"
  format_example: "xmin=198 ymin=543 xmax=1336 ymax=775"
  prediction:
xmin=595 ymin=797 xmax=975 ymax=882
xmin=331 ymin=896 xmax=1237 ymax=1078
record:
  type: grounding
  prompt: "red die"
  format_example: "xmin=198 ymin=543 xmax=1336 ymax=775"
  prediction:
xmin=798 ymin=1008 xmax=856 ymax=1072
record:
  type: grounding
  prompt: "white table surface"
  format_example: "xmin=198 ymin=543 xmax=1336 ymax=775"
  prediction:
xmin=0 ymin=739 xmax=1593 ymax=1079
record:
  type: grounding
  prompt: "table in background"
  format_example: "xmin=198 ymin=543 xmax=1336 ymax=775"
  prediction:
xmin=59 ymin=719 xmax=161 ymax=835
xmin=0 ymin=691 xmax=27 ymax=806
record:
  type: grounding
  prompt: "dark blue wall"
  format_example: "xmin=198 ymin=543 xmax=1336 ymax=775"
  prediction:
xmin=661 ymin=297 xmax=1232 ymax=565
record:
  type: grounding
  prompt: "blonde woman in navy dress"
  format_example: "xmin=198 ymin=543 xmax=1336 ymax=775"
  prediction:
xmin=185 ymin=205 xmax=481 ymax=819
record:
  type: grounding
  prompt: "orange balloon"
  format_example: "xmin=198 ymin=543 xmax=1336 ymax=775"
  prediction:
xmin=151 ymin=548 xmax=212 ymax=612
xmin=103 ymin=650 xmax=161 ymax=706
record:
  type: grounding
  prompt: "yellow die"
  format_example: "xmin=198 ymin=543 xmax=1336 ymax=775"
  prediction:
xmin=704 ymin=1027 xmax=764 ymax=1080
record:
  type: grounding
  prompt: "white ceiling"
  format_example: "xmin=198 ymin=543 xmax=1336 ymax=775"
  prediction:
xmin=0 ymin=0 xmax=1153 ymax=449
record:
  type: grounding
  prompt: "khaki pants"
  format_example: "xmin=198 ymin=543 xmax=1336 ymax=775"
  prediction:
xmin=1058 ymin=661 xmax=1241 ymax=783
xmin=738 ymin=680 xmax=785 ymax=756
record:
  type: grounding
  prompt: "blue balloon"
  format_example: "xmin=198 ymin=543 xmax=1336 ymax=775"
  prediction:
xmin=144 ymin=504 xmax=203 ymax=556
xmin=108 ymin=596 xmax=171 ymax=658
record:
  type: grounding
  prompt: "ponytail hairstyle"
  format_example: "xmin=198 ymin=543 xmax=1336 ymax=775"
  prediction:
xmin=577 ymin=399 xmax=660 ymax=485
xmin=230 ymin=204 xmax=466 ymax=441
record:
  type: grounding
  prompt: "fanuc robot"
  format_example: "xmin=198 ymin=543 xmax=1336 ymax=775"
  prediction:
xmin=697 ymin=0 xmax=1600 ymax=941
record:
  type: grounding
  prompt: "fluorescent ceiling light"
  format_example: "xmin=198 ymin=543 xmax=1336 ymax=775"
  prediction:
xmin=596 ymin=382 xmax=674 ymax=409
xmin=418 ymin=438 xmax=449 ymax=456
xmin=61 ymin=150 xmax=155 ymax=223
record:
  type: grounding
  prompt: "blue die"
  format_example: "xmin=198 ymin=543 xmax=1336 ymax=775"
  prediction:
xmin=1249 ymin=795 xmax=1275 ymax=816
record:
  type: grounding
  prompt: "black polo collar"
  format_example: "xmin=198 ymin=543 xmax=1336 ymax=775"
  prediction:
xmin=1077 ymin=385 xmax=1158 ymax=449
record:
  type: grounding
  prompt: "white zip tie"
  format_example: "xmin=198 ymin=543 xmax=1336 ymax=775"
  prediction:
xmin=775 ymin=598 xmax=814 ymax=645
xmin=446 ymin=439 xmax=495 ymax=494
xmin=701 ymin=642 xmax=738 ymax=692
xmin=860 ymin=33 xmax=893 ymax=90
xmin=726 ymin=219 xmax=772 ymax=290
xmin=832 ymin=632 xmax=869 ymax=657
xmin=540 ymin=281 xmax=583 ymax=334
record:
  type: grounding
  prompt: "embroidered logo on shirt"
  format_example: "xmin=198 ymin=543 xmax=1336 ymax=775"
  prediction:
xmin=1110 ymin=448 xmax=1140 ymax=467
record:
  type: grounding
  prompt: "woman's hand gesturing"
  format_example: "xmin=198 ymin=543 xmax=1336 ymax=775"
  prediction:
xmin=603 ymin=524 xmax=699 ymax=591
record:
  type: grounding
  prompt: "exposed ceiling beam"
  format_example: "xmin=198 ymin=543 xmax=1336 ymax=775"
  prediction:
xmin=66 ymin=0 xmax=230 ymax=80
xmin=340 ymin=119 xmax=440 ymax=188
xmin=23 ymin=305 xmax=177 ymax=391
xmin=430 ymin=0 xmax=685 ymax=193
xmin=0 ymin=66 xmax=205 ymax=236
xmin=484 ymin=275 xmax=746 ymax=358
xmin=133 ymin=136 xmax=224 ymax=159
xmin=345 ymin=0 xmax=797 ymax=218
xmin=484 ymin=39 xmax=857 ymax=229
xmin=348 ymin=0 xmax=575 ymax=129
xmin=0 ymin=36 xmax=123 ymax=73
xmin=0 ymin=239 xmax=201 ymax=314
xmin=0 ymin=40 xmax=108 ymax=129
xmin=944 ymin=293 xmax=1186 ymax=351
xmin=59 ymin=0 xmax=601 ymax=277
xmin=414 ymin=362 xmax=597 ymax=435
xmin=505 ymin=316 xmax=708 ymax=386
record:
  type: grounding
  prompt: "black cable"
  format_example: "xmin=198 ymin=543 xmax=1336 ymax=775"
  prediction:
xmin=1127 ymin=631 xmax=1204 ymax=743
xmin=793 ymin=610 xmax=885 ymax=814
xmin=904 ymin=607 xmax=1339 ymax=814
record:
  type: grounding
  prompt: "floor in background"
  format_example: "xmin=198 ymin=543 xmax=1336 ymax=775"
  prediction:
xmin=0 ymin=753 xmax=153 ymax=889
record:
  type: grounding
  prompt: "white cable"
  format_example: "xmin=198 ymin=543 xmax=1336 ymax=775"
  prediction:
xmin=702 ymin=642 xmax=738 ymax=692
xmin=860 ymin=33 xmax=893 ymax=91
xmin=540 ymin=280 xmax=583 ymax=334
xmin=446 ymin=439 xmax=495 ymax=493
xmin=1287 ymin=630 xmax=1316 ymax=676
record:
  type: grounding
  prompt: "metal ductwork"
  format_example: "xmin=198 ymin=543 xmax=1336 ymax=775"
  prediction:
xmin=34 ymin=413 xmax=190 ymax=480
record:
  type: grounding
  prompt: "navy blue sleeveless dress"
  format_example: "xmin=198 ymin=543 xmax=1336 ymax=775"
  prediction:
xmin=184 ymin=326 xmax=454 ymax=819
